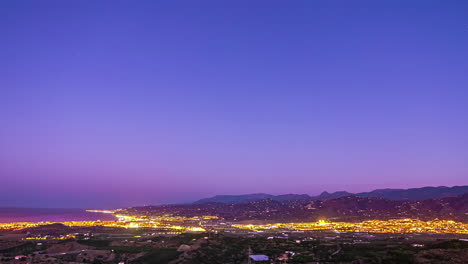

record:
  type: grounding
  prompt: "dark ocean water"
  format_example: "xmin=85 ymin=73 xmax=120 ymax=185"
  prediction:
xmin=0 ymin=208 xmax=116 ymax=223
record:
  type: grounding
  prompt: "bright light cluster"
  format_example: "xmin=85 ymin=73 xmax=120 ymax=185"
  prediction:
xmin=2 ymin=213 xmax=466 ymax=235
xmin=0 ymin=213 xmax=213 ymax=233
xmin=233 ymin=218 xmax=468 ymax=234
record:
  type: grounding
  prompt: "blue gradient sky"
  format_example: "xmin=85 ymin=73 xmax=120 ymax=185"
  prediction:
xmin=1 ymin=0 xmax=467 ymax=208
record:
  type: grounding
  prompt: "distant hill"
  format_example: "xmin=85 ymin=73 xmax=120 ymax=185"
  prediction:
xmin=312 ymin=191 xmax=353 ymax=200
xmin=194 ymin=193 xmax=310 ymax=204
xmin=356 ymin=186 xmax=468 ymax=200
xmin=193 ymin=185 xmax=468 ymax=204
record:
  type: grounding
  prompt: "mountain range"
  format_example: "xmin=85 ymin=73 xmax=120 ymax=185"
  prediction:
xmin=117 ymin=185 xmax=468 ymax=223
xmin=122 ymin=192 xmax=468 ymax=222
xmin=193 ymin=185 xmax=468 ymax=204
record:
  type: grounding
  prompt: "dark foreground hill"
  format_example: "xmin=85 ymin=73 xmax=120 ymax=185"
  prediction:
xmin=121 ymin=193 xmax=468 ymax=222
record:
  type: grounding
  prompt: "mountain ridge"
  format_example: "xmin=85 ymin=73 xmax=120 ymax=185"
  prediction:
xmin=121 ymin=193 xmax=468 ymax=223
xmin=193 ymin=185 xmax=468 ymax=204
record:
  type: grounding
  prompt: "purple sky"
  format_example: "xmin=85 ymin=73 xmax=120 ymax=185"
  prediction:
xmin=1 ymin=1 xmax=467 ymax=208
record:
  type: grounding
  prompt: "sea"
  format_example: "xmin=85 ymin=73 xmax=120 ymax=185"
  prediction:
xmin=0 ymin=208 xmax=116 ymax=223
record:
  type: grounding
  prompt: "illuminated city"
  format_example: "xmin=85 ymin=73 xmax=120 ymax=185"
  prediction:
xmin=233 ymin=219 xmax=468 ymax=234
xmin=1 ymin=212 xmax=467 ymax=234
xmin=1 ymin=209 xmax=467 ymax=263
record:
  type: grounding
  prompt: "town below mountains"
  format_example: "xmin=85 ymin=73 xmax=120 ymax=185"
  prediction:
xmin=121 ymin=185 xmax=468 ymax=223
xmin=2 ymin=186 xmax=467 ymax=264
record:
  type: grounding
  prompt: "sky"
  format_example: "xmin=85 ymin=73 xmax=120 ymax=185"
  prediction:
xmin=1 ymin=0 xmax=467 ymax=208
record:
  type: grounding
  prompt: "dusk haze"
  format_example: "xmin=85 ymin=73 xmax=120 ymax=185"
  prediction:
xmin=2 ymin=1 xmax=467 ymax=209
